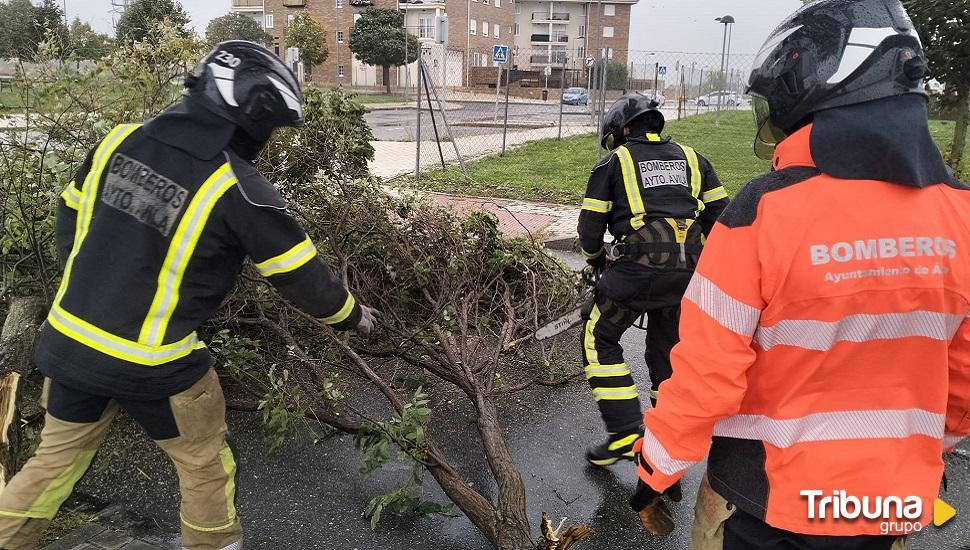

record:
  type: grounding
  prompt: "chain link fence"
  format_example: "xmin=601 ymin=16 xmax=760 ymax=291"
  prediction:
xmin=365 ymin=49 xmax=757 ymax=182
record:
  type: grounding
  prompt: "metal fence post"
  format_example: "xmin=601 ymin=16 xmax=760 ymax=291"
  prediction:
xmin=415 ymin=60 xmax=422 ymax=177
xmin=501 ymin=58 xmax=511 ymax=156
xmin=558 ymin=54 xmax=566 ymax=140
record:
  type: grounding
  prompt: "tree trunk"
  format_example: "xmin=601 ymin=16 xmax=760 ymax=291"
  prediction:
xmin=382 ymin=65 xmax=391 ymax=95
xmin=475 ymin=396 xmax=535 ymax=550
xmin=951 ymin=84 xmax=969 ymax=171
xmin=423 ymin=450 xmax=503 ymax=544
xmin=0 ymin=296 xmax=47 ymax=486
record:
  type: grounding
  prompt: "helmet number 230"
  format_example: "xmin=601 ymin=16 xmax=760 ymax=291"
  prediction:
xmin=215 ymin=51 xmax=242 ymax=68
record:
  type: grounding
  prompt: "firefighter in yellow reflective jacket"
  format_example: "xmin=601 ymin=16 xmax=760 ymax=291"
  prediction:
xmin=0 ymin=42 xmax=376 ymax=550
xmin=579 ymin=94 xmax=728 ymax=466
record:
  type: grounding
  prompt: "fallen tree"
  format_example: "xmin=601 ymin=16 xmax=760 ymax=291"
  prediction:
xmin=0 ymin=23 xmax=592 ymax=549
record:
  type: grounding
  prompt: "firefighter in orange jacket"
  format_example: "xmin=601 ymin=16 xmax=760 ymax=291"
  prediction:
xmin=630 ymin=1 xmax=970 ymax=548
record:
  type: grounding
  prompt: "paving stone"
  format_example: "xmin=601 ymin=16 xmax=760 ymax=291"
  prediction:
xmin=41 ymin=524 xmax=106 ymax=550
xmin=119 ymin=540 xmax=165 ymax=550
xmin=67 ymin=544 xmax=101 ymax=550
xmin=87 ymin=529 xmax=133 ymax=549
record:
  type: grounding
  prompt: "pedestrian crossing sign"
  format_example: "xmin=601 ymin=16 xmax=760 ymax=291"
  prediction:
xmin=493 ymin=45 xmax=509 ymax=64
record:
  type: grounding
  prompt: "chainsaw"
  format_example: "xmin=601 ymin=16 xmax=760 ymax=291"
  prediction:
xmin=533 ymin=264 xmax=647 ymax=342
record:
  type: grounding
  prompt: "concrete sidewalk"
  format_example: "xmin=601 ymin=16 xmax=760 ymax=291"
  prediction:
xmin=427 ymin=192 xmax=579 ymax=244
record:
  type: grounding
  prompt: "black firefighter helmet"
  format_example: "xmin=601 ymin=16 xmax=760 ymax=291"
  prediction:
xmin=185 ymin=40 xmax=304 ymax=153
xmin=601 ymin=93 xmax=664 ymax=150
xmin=747 ymin=0 xmax=928 ymax=159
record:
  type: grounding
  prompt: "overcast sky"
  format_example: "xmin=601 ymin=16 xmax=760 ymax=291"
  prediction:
xmin=64 ymin=0 xmax=802 ymax=54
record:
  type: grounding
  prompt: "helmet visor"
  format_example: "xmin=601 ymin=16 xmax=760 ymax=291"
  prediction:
xmin=752 ymin=95 xmax=787 ymax=160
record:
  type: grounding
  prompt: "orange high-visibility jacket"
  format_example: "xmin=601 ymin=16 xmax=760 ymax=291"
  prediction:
xmin=637 ymin=124 xmax=970 ymax=536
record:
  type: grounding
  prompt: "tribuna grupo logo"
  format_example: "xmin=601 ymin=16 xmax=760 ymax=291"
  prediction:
xmin=800 ymin=490 xmax=924 ymax=535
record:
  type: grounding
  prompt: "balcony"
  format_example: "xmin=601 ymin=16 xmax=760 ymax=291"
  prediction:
xmin=399 ymin=0 xmax=445 ymax=8
xmin=282 ymin=0 xmax=305 ymax=6
xmin=530 ymin=33 xmax=569 ymax=44
xmin=531 ymin=12 xmax=569 ymax=23
xmin=529 ymin=53 xmax=567 ymax=65
xmin=231 ymin=0 xmax=264 ymax=11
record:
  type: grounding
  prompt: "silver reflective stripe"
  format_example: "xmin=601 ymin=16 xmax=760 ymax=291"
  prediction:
xmin=48 ymin=306 xmax=200 ymax=364
xmin=944 ymin=433 xmax=966 ymax=450
xmin=714 ymin=409 xmax=945 ymax=448
xmin=641 ymin=426 xmax=697 ymax=476
xmin=684 ymin=273 xmax=761 ymax=337
xmin=755 ymin=311 xmax=965 ymax=351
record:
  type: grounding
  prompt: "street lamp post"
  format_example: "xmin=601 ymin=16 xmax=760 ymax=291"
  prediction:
xmin=715 ymin=14 xmax=735 ymax=126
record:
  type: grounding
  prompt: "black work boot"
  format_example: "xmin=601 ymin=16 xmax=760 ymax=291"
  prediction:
xmin=585 ymin=429 xmax=642 ymax=467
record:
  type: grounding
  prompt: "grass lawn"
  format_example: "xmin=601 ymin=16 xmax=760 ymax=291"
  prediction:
xmin=406 ymin=110 xmax=969 ymax=204
xmin=0 ymin=86 xmax=26 ymax=111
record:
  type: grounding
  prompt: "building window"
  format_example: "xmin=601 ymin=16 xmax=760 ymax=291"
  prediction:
xmin=513 ymin=23 xmax=519 ymax=35
xmin=494 ymin=23 xmax=499 ymax=38
xmin=287 ymin=14 xmax=294 ymax=26
xmin=603 ymin=26 xmax=614 ymax=37
xmin=514 ymin=1 xmax=520 ymax=13
xmin=604 ymin=4 xmax=615 ymax=16
xmin=577 ymin=46 xmax=584 ymax=58
xmin=264 ymin=14 xmax=274 ymax=29
xmin=337 ymin=30 xmax=344 ymax=43
xmin=419 ymin=17 xmax=433 ymax=39
xmin=470 ymin=19 xmax=477 ymax=35
xmin=338 ymin=65 xmax=345 ymax=78
xmin=495 ymin=0 xmax=500 ymax=6
xmin=472 ymin=52 xmax=481 ymax=66
xmin=482 ymin=19 xmax=488 ymax=37
xmin=578 ymin=25 xmax=585 ymax=37
xmin=336 ymin=0 xmax=343 ymax=7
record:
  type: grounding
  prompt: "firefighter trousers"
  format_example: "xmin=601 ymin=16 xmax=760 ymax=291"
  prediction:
xmin=691 ymin=474 xmax=906 ymax=550
xmin=0 ymin=369 xmax=241 ymax=550
xmin=582 ymin=262 xmax=692 ymax=434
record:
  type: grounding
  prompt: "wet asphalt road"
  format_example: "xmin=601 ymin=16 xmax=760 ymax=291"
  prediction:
xmin=69 ymin=252 xmax=970 ymax=550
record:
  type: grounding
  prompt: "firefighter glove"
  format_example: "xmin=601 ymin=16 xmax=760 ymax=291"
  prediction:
xmin=355 ymin=304 xmax=379 ymax=335
xmin=586 ymin=251 xmax=607 ymax=270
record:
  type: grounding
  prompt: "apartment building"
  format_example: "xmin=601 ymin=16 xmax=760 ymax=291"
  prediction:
xmin=229 ymin=0 xmax=637 ymax=87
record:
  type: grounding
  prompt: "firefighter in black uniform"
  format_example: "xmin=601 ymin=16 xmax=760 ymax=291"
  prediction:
xmin=0 ymin=42 xmax=376 ymax=550
xmin=579 ymin=94 xmax=729 ymax=466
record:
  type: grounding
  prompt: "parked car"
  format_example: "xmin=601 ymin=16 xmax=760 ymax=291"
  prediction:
xmin=561 ymin=87 xmax=588 ymax=106
xmin=696 ymin=91 xmax=741 ymax=107
xmin=638 ymin=90 xmax=666 ymax=108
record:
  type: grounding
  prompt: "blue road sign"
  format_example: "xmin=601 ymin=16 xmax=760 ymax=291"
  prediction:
xmin=493 ymin=45 xmax=509 ymax=64
xmin=658 ymin=65 xmax=668 ymax=76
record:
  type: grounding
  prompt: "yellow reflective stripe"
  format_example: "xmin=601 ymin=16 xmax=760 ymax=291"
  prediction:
xmin=583 ymin=304 xmax=602 ymax=365
xmin=14 ymin=450 xmax=98 ymax=519
xmin=321 ymin=293 xmax=356 ymax=325
xmin=55 ymin=124 xmax=141 ymax=305
xmin=140 ymin=164 xmax=238 ymax=346
xmin=580 ymin=247 xmax=604 ymax=259
xmin=646 ymin=133 xmax=662 ymax=142
xmin=48 ymin=303 xmax=205 ymax=366
xmin=616 ymin=146 xmax=646 ymax=229
xmin=254 ymin=236 xmax=318 ymax=277
xmin=219 ymin=444 xmax=238 ymax=528
xmin=592 ymin=385 xmax=639 ymax=401
xmin=581 ymin=197 xmax=613 ymax=213
xmin=181 ymin=514 xmax=237 ymax=533
xmin=60 ymin=183 xmax=82 ymax=210
xmin=702 ymin=186 xmax=729 ymax=203
xmin=584 ymin=363 xmax=631 ymax=379
xmin=608 ymin=432 xmax=641 ymax=451
xmin=678 ymin=144 xmax=703 ymax=213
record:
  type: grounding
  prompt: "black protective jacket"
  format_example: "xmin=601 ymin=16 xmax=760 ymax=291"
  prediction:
xmin=37 ymin=99 xmax=361 ymax=399
xmin=577 ymin=133 xmax=729 ymax=258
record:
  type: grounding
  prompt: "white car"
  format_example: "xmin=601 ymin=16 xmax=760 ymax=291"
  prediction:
xmin=696 ymin=91 xmax=741 ymax=107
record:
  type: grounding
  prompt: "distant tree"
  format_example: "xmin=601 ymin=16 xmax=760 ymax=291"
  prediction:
xmin=348 ymin=8 xmax=418 ymax=94
xmin=0 ymin=0 xmax=67 ymax=60
xmin=67 ymin=18 xmax=113 ymax=59
xmin=285 ymin=11 xmax=327 ymax=77
xmin=206 ymin=12 xmax=271 ymax=47
xmin=591 ymin=59 xmax=629 ymax=91
xmin=115 ymin=0 xmax=189 ymax=43
xmin=904 ymin=0 xmax=970 ymax=169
